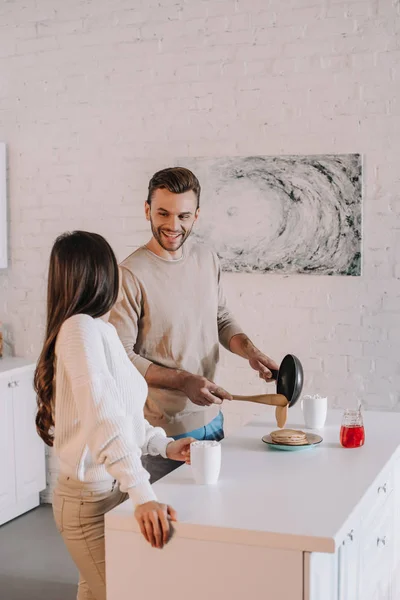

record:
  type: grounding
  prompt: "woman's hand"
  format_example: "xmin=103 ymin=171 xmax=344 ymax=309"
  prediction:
xmin=134 ymin=501 xmax=177 ymax=549
xmin=166 ymin=437 xmax=195 ymax=463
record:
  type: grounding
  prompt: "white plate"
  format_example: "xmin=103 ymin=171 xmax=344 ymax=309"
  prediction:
xmin=262 ymin=433 xmax=323 ymax=451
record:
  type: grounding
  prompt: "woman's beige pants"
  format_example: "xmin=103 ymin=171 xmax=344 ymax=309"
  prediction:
xmin=52 ymin=475 xmax=128 ymax=600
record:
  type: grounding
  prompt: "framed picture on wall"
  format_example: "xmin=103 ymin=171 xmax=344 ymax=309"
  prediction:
xmin=177 ymin=154 xmax=362 ymax=276
xmin=0 ymin=143 xmax=6 ymax=269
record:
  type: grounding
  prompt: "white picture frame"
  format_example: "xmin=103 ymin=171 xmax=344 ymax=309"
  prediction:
xmin=0 ymin=143 xmax=7 ymax=269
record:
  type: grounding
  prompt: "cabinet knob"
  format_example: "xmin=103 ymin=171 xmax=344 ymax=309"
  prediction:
xmin=347 ymin=530 xmax=354 ymax=542
xmin=7 ymin=381 xmax=19 ymax=388
xmin=377 ymin=536 xmax=387 ymax=547
xmin=378 ymin=483 xmax=387 ymax=494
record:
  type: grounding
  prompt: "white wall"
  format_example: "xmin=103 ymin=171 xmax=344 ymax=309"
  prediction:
xmin=0 ymin=0 xmax=399 ymax=499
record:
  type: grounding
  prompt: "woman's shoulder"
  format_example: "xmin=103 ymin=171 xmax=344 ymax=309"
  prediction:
xmin=60 ymin=313 xmax=96 ymax=332
xmin=57 ymin=314 xmax=102 ymax=347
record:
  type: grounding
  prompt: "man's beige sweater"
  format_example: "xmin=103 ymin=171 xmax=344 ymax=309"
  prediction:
xmin=109 ymin=243 xmax=243 ymax=436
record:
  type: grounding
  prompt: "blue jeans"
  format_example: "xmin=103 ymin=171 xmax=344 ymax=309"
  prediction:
xmin=173 ymin=411 xmax=224 ymax=442
xmin=142 ymin=413 xmax=224 ymax=484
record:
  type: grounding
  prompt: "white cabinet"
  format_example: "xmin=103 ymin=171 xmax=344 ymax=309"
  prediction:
xmin=305 ymin=552 xmax=338 ymax=600
xmin=394 ymin=455 xmax=400 ymax=568
xmin=306 ymin=528 xmax=359 ymax=600
xmin=338 ymin=527 xmax=360 ymax=600
xmin=359 ymin=493 xmax=394 ymax=600
xmin=0 ymin=378 xmax=17 ymax=516
xmin=13 ymin=373 xmax=46 ymax=499
xmin=307 ymin=465 xmax=397 ymax=600
xmin=0 ymin=360 xmax=46 ymax=526
xmin=391 ymin=454 xmax=400 ymax=599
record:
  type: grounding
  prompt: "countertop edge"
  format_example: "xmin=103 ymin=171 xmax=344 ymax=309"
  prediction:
xmin=105 ymin=511 xmax=336 ymax=553
xmin=0 ymin=358 xmax=35 ymax=377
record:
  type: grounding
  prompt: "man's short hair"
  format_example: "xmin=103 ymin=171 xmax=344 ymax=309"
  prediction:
xmin=147 ymin=167 xmax=201 ymax=209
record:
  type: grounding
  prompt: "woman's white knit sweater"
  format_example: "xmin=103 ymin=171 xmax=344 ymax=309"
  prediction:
xmin=54 ymin=313 xmax=172 ymax=506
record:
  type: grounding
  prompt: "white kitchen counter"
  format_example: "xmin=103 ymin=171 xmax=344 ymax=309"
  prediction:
xmin=105 ymin=407 xmax=400 ymax=600
xmin=0 ymin=357 xmax=34 ymax=377
xmin=106 ymin=407 xmax=399 ymax=552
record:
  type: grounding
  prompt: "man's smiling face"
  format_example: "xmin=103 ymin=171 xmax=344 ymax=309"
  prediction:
xmin=145 ymin=188 xmax=199 ymax=253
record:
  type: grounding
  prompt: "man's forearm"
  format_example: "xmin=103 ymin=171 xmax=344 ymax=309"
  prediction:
xmin=145 ymin=363 xmax=190 ymax=392
xmin=229 ymin=333 xmax=259 ymax=359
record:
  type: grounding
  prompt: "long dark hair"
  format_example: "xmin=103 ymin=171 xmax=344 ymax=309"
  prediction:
xmin=34 ymin=231 xmax=119 ymax=446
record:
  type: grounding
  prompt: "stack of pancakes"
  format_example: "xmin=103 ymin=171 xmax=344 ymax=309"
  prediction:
xmin=270 ymin=429 xmax=308 ymax=446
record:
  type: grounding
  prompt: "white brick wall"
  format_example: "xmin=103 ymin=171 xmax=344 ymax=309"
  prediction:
xmin=1 ymin=0 xmax=400 ymax=501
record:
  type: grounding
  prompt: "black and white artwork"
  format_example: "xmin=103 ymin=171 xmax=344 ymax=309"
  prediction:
xmin=176 ymin=154 xmax=362 ymax=276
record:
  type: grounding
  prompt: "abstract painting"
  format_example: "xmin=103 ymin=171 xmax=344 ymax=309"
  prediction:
xmin=176 ymin=154 xmax=362 ymax=276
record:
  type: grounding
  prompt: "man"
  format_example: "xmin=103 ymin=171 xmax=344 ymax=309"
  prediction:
xmin=110 ymin=167 xmax=278 ymax=482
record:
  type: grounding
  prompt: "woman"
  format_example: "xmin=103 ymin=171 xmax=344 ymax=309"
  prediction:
xmin=35 ymin=231 xmax=194 ymax=600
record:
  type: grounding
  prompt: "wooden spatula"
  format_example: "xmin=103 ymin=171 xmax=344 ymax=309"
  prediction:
xmin=231 ymin=394 xmax=289 ymax=428
xmin=231 ymin=393 xmax=288 ymax=407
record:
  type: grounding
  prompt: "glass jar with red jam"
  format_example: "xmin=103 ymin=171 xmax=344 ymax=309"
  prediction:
xmin=340 ymin=408 xmax=365 ymax=448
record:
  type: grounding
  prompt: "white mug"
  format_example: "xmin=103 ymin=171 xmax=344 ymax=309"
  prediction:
xmin=190 ymin=440 xmax=221 ymax=485
xmin=301 ymin=395 xmax=328 ymax=429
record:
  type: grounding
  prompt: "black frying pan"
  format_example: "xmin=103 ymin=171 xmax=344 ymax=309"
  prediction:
xmin=270 ymin=353 xmax=304 ymax=408
xmin=232 ymin=353 xmax=304 ymax=408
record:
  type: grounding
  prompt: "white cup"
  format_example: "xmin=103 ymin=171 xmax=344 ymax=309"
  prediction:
xmin=190 ymin=440 xmax=221 ymax=485
xmin=301 ymin=395 xmax=328 ymax=429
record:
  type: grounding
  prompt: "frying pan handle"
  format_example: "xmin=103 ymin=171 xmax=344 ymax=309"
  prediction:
xmin=270 ymin=368 xmax=279 ymax=381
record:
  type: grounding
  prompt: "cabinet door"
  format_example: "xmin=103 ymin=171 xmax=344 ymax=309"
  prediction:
xmin=359 ymin=493 xmax=394 ymax=600
xmin=0 ymin=378 xmax=17 ymax=514
xmin=338 ymin=529 xmax=359 ymax=600
xmin=12 ymin=370 xmax=46 ymax=500
xmin=394 ymin=455 xmax=400 ymax=569
xmin=392 ymin=561 xmax=400 ymax=600
xmin=305 ymin=551 xmax=338 ymax=600
xmin=393 ymin=457 xmax=400 ymax=599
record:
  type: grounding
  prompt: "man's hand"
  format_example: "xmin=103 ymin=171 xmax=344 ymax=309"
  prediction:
xmin=248 ymin=351 xmax=279 ymax=382
xmin=229 ymin=334 xmax=279 ymax=383
xmin=134 ymin=501 xmax=177 ymax=549
xmin=181 ymin=374 xmax=232 ymax=406
xmin=166 ymin=437 xmax=196 ymax=463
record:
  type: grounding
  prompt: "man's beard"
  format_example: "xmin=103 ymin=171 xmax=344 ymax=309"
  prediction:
xmin=150 ymin=218 xmax=194 ymax=252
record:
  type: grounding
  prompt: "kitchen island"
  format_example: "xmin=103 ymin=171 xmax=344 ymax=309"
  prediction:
xmin=105 ymin=408 xmax=400 ymax=600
